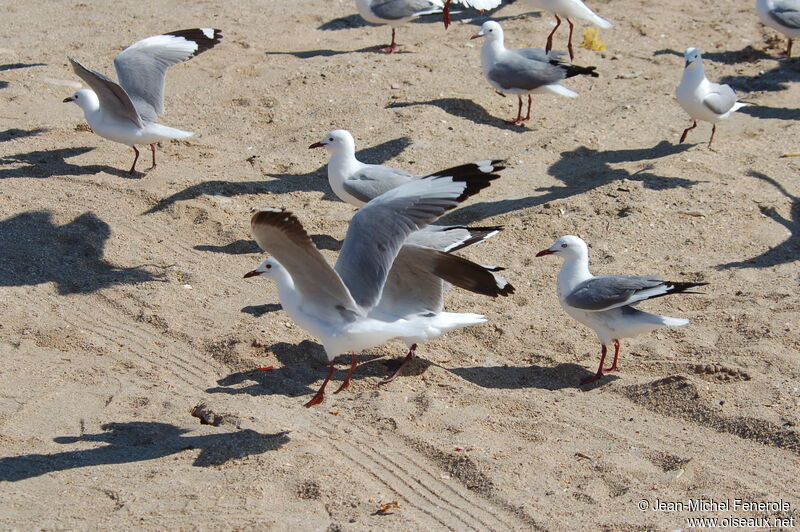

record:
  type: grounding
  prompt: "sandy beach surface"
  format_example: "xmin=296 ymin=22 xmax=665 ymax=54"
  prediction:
xmin=1 ymin=0 xmax=798 ymax=529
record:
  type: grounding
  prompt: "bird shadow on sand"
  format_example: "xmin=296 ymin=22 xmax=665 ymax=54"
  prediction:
xmin=194 ymin=234 xmax=341 ymax=257
xmin=439 ymin=141 xmax=697 ymax=225
xmin=449 ymin=362 xmax=618 ymax=390
xmin=207 ymin=340 xmax=402 ymax=399
xmin=717 ymin=171 xmax=799 ymax=269
xmin=719 ymin=61 xmax=800 ymax=93
xmin=241 ymin=303 xmax=283 ymax=317
xmin=264 ymin=45 xmax=398 ymax=59
xmin=0 ymin=146 xmax=135 ymax=180
xmin=0 ymin=127 xmax=48 ymax=142
xmin=739 ymin=104 xmax=800 ymax=121
xmin=0 ymin=421 xmax=290 ymax=482
xmin=653 ymin=46 xmax=774 ymax=65
xmin=0 ymin=211 xmax=159 ymax=294
xmin=0 ymin=62 xmax=46 ymax=72
xmin=388 ymin=98 xmax=527 ymax=131
xmin=143 ymin=137 xmax=412 ymax=214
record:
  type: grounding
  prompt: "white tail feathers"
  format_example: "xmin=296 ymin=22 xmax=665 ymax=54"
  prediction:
xmin=661 ymin=316 xmax=690 ymax=327
xmin=544 ymin=84 xmax=579 ymax=98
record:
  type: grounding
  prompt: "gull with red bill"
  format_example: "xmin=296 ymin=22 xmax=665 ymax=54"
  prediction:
xmin=244 ymin=166 xmax=509 ymax=406
xmin=536 ymin=235 xmax=707 ymax=385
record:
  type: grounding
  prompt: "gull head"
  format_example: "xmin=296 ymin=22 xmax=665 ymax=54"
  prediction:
xmin=472 ymin=21 xmax=503 ymax=42
xmin=244 ymin=257 xmax=281 ymax=280
xmin=535 ymin=235 xmax=588 ymax=260
xmin=63 ymin=88 xmax=99 ymax=112
xmin=683 ymin=47 xmax=702 ymax=69
xmin=308 ymin=129 xmax=355 ymax=154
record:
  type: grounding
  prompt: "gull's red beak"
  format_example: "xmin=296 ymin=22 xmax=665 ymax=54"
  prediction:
xmin=308 ymin=142 xmax=325 ymax=149
xmin=470 ymin=33 xmax=483 ymax=40
xmin=535 ymin=249 xmax=555 ymax=257
xmin=243 ymin=270 xmax=261 ymax=278
xmin=63 ymin=97 xmax=74 ymax=103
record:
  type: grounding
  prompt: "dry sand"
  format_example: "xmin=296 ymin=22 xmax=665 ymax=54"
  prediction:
xmin=1 ymin=0 xmax=798 ymax=529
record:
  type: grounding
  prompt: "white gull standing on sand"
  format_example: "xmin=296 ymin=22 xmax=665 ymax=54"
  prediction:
xmin=756 ymin=0 xmax=800 ymax=57
xmin=64 ymin=28 xmax=222 ymax=174
xmin=521 ymin=0 xmax=612 ymax=60
xmin=355 ymin=0 xmax=444 ymax=52
xmin=536 ymin=235 xmax=707 ymax=385
xmin=472 ymin=20 xmax=598 ymax=124
xmin=244 ymin=168 xmax=506 ymax=406
xmin=675 ymin=47 xmax=749 ymax=148
xmin=309 ymin=129 xmax=506 ymax=251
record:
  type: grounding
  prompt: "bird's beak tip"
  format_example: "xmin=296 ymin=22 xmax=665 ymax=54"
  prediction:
xmin=243 ymin=270 xmax=260 ymax=278
xmin=308 ymin=142 xmax=324 ymax=149
xmin=63 ymin=97 xmax=73 ymax=103
xmin=535 ymin=249 xmax=555 ymax=257
xmin=470 ymin=34 xmax=482 ymax=40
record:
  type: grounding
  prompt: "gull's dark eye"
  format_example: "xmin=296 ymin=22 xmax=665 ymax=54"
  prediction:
xmin=266 ymin=264 xmax=272 ymax=269
xmin=561 ymin=243 xmax=567 ymax=248
xmin=329 ymin=138 xmax=333 ymax=142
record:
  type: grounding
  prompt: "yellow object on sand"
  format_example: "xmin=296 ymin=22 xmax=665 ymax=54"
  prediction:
xmin=580 ymin=28 xmax=606 ymax=52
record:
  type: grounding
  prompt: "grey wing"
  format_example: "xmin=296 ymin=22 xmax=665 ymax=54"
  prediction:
xmin=565 ymin=275 xmax=668 ymax=312
xmin=770 ymin=0 xmax=800 ymax=29
xmin=334 ymin=173 xmax=491 ymax=310
xmin=488 ymin=51 xmax=566 ymax=90
xmin=371 ymin=0 xmax=443 ymax=19
xmin=68 ymin=58 xmax=143 ymax=128
xmin=450 ymin=0 xmax=502 ymax=8
xmin=703 ymin=83 xmax=738 ymax=115
xmin=114 ymin=28 xmax=222 ymax=122
xmin=373 ymin=245 xmax=446 ymax=317
xmin=250 ymin=209 xmax=362 ymax=320
xmin=341 ymin=164 xmax=416 ymax=203
xmin=516 ymin=47 xmax=566 ymax=62
xmin=406 ymin=224 xmax=500 ymax=252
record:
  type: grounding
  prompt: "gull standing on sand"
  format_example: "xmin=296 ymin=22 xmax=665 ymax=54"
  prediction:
xmin=244 ymin=168 xmax=505 ymax=406
xmin=536 ymin=236 xmax=707 ymax=385
xmin=64 ymin=28 xmax=222 ymax=174
xmin=521 ymin=0 xmax=612 ymax=60
xmin=442 ymin=0 xmax=504 ymax=29
xmin=355 ymin=0 xmax=444 ymax=53
xmin=756 ymin=0 xmax=800 ymax=57
xmin=472 ymin=20 xmax=598 ymax=124
xmin=675 ymin=47 xmax=748 ymax=148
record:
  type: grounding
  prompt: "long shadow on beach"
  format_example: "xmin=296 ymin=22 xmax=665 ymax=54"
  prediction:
xmin=207 ymin=340 xmax=405 ymax=400
xmin=440 ymin=141 xmax=697 ymax=225
xmin=0 ymin=421 xmax=289 ymax=482
xmin=450 ymin=362 xmax=617 ymax=391
xmin=0 ymin=146 xmax=134 ymax=180
xmin=0 ymin=211 xmax=157 ymax=294
xmin=653 ymin=46 xmax=773 ymax=65
xmin=717 ymin=171 xmax=799 ymax=269
xmin=0 ymin=128 xmax=48 ymax=142
xmin=144 ymin=137 xmax=412 ymax=214
xmin=388 ymin=98 xmax=527 ymax=131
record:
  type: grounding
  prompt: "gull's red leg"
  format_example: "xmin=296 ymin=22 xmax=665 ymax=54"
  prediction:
xmin=334 ymin=353 xmax=358 ymax=394
xmin=443 ymin=0 xmax=452 ymax=29
xmin=679 ymin=120 xmax=697 ymax=143
xmin=383 ymin=28 xmax=397 ymax=53
xmin=129 ymin=145 xmax=140 ymax=174
xmin=708 ymin=124 xmax=717 ymax=148
xmin=149 ymin=143 xmax=157 ymax=170
xmin=523 ymin=95 xmax=532 ymax=121
xmin=604 ymin=340 xmax=620 ymax=372
xmin=508 ymin=95 xmax=524 ymax=124
xmin=581 ymin=345 xmax=607 ymax=385
xmin=546 ymin=15 xmax=562 ymax=54
xmin=567 ymin=18 xmax=575 ymax=61
xmin=379 ymin=344 xmax=417 ymax=385
xmin=304 ymin=359 xmax=336 ymax=408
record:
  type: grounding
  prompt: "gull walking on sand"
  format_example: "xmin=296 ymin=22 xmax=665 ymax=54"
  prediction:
xmin=756 ymin=0 xmax=800 ymax=57
xmin=64 ymin=28 xmax=222 ymax=174
xmin=244 ymin=168 xmax=506 ymax=406
xmin=472 ymin=20 xmax=598 ymax=124
xmin=675 ymin=47 xmax=749 ymax=148
xmin=536 ymin=236 xmax=707 ymax=385
xmin=521 ymin=0 xmax=612 ymax=60
xmin=355 ymin=0 xmax=444 ymax=53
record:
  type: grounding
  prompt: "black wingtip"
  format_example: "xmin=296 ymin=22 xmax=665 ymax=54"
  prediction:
xmin=666 ymin=281 xmax=709 ymax=295
xmin=561 ymin=64 xmax=599 ymax=79
xmin=165 ymin=28 xmax=223 ymax=56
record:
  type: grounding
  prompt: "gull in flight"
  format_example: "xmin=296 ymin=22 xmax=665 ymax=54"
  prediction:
xmin=536 ymin=235 xmax=707 ymax=385
xmin=64 ymin=28 xmax=222 ymax=174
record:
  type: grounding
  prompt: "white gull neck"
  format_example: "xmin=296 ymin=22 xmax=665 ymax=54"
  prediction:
xmin=556 ymin=253 xmax=592 ymax=301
